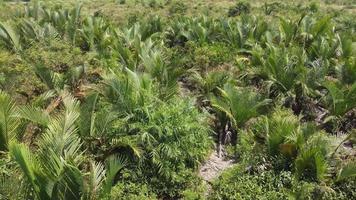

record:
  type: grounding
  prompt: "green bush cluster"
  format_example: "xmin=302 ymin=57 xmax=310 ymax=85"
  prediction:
xmin=210 ymin=168 xmax=291 ymax=199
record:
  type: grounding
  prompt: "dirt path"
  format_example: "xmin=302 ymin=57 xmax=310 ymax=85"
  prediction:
xmin=199 ymin=148 xmax=235 ymax=197
xmin=199 ymin=151 xmax=235 ymax=182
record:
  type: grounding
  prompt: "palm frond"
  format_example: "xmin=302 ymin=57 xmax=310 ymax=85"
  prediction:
xmin=0 ymin=91 xmax=19 ymax=151
xmin=102 ymin=155 xmax=127 ymax=196
xmin=0 ymin=22 xmax=21 ymax=51
xmin=16 ymin=105 xmax=50 ymax=126
xmin=337 ymin=162 xmax=356 ymax=181
xmin=9 ymin=141 xmax=50 ymax=199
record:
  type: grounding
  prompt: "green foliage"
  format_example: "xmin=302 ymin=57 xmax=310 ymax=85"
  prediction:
xmin=186 ymin=42 xmax=236 ymax=70
xmin=94 ymin=69 xmax=213 ymax=198
xmin=110 ymin=182 xmax=157 ymax=200
xmin=228 ymin=1 xmax=251 ymax=17
xmin=339 ymin=57 xmax=356 ymax=85
xmin=0 ymin=22 xmax=21 ymax=51
xmin=264 ymin=109 xmax=300 ymax=157
xmin=333 ymin=177 xmax=356 ymax=199
xmin=190 ymin=68 xmax=230 ymax=96
xmin=168 ymin=1 xmax=187 ymax=15
xmin=209 ymin=167 xmax=291 ymax=199
xmin=211 ymin=82 xmax=271 ymax=128
xmin=0 ymin=91 xmax=18 ymax=151
xmin=295 ymin=134 xmax=330 ymax=181
xmin=140 ymin=98 xmax=212 ymax=172
xmin=148 ymin=167 xmax=206 ymax=198
xmin=292 ymin=181 xmax=344 ymax=200
xmin=323 ymin=80 xmax=356 ymax=117
xmin=337 ymin=162 xmax=356 ymax=182
xmin=248 ymin=109 xmax=332 ymax=181
xmin=0 ymin=0 xmax=355 ymax=198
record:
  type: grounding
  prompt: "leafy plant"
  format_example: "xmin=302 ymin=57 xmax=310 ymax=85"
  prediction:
xmin=323 ymin=80 xmax=356 ymax=117
xmin=0 ymin=91 xmax=19 ymax=151
xmin=228 ymin=1 xmax=251 ymax=17
xmin=211 ymin=82 xmax=271 ymax=128
xmin=0 ymin=22 xmax=21 ymax=51
xmin=337 ymin=162 xmax=356 ymax=182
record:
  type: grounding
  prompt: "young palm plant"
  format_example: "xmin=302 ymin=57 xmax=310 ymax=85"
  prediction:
xmin=5 ymin=92 xmax=126 ymax=199
xmin=210 ymin=82 xmax=270 ymax=149
xmin=322 ymin=80 xmax=356 ymax=131
xmin=210 ymin=82 xmax=271 ymax=129
xmin=249 ymin=109 xmax=332 ymax=181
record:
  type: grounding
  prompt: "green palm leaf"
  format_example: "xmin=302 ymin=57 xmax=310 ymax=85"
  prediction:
xmin=0 ymin=22 xmax=21 ymax=51
xmin=0 ymin=91 xmax=19 ymax=151
xmin=9 ymin=141 xmax=51 ymax=199
xmin=337 ymin=162 xmax=356 ymax=181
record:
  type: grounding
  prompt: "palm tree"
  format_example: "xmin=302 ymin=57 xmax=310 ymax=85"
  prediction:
xmin=210 ymin=82 xmax=270 ymax=152
xmin=323 ymin=81 xmax=356 ymax=128
xmin=6 ymin=92 xmax=126 ymax=199
xmin=211 ymin=82 xmax=271 ymax=129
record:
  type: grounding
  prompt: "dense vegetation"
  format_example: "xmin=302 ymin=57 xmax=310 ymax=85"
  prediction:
xmin=0 ymin=0 xmax=355 ymax=199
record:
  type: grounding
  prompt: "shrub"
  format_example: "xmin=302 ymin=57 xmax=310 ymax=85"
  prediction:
xmin=22 ymin=39 xmax=94 ymax=91
xmin=209 ymin=167 xmax=291 ymax=199
xmin=148 ymin=168 xmax=206 ymax=198
xmin=308 ymin=2 xmax=319 ymax=13
xmin=135 ymin=98 xmax=212 ymax=197
xmin=293 ymin=181 xmax=344 ymax=200
xmin=110 ymin=182 xmax=157 ymax=200
xmin=118 ymin=0 xmax=126 ymax=4
xmin=248 ymin=109 xmax=332 ymax=181
xmin=137 ymin=97 xmax=213 ymax=175
xmin=228 ymin=1 xmax=251 ymax=17
xmin=168 ymin=1 xmax=187 ymax=15
xmin=333 ymin=177 xmax=356 ymax=199
xmin=0 ymin=50 xmax=43 ymax=98
xmin=295 ymin=133 xmax=331 ymax=182
xmin=186 ymin=42 xmax=237 ymax=71
xmin=263 ymin=2 xmax=282 ymax=15
xmin=98 ymin=90 xmax=213 ymax=198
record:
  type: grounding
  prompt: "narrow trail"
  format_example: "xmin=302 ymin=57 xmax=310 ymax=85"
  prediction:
xmin=198 ymin=147 xmax=235 ymax=196
xmin=199 ymin=151 xmax=235 ymax=182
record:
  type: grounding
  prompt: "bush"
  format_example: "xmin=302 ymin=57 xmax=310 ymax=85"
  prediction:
xmin=135 ymin=98 xmax=212 ymax=198
xmin=110 ymin=182 xmax=157 ymax=200
xmin=228 ymin=1 xmax=251 ymax=17
xmin=148 ymin=168 xmax=206 ymax=198
xmin=295 ymin=132 xmax=331 ymax=182
xmin=263 ymin=2 xmax=282 ymax=15
xmin=209 ymin=167 xmax=291 ymax=199
xmin=333 ymin=177 xmax=356 ymax=199
xmin=0 ymin=50 xmax=43 ymax=99
xmin=103 ymin=95 xmax=213 ymax=198
xmin=185 ymin=42 xmax=236 ymax=71
xmin=308 ymin=2 xmax=319 ymax=12
xmin=293 ymin=181 xmax=345 ymax=200
xmin=246 ymin=109 xmax=332 ymax=181
xmin=118 ymin=0 xmax=126 ymax=4
xmin=168 ymin=1 xmax=187 ymax=15
xmin=22 ymin=39 xmax=95 ymax=91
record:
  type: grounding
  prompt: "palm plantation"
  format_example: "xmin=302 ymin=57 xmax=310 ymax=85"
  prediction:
xmin=0 ymin=0 xmax=355 ymax=199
